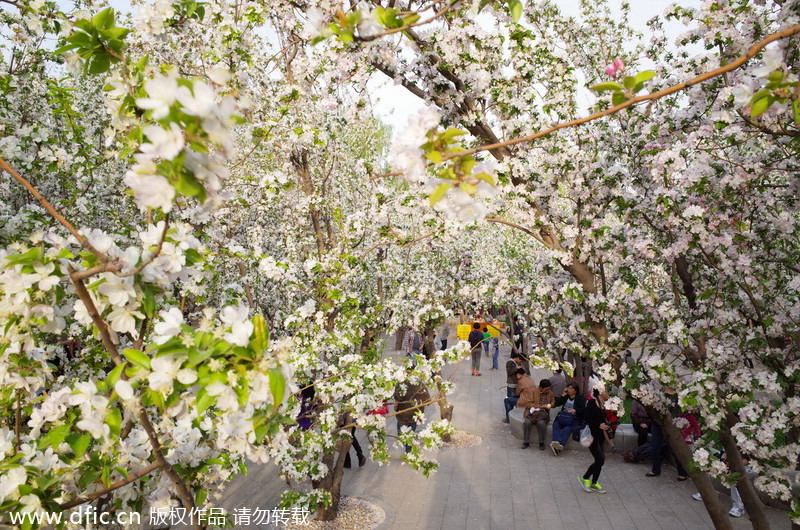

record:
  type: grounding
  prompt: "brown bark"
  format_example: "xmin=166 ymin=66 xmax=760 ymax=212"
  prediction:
xmin=720 ymin=412 xmax=770 ymax=530
xmin=70 ymin=274 xmax=199 ymax=527
xmin=648 ymin=408 xmax=733 ymax=530
xmin=395 ymin=326 xmax=408 ymax=350
xmin=313 ymin=437 xmax=352 ymax=521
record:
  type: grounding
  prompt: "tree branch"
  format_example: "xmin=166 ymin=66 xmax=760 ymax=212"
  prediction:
xmin=440 ymin=24 xmax=800 ymax=162
xmin=60 ymin=462 xmax=160 ymax=509
xmin=1 ymin=157 xmax=108 ymax=262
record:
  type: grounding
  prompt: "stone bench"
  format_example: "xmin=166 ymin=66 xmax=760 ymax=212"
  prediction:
xmin=508 ymin=408 xmax=642 ymax=452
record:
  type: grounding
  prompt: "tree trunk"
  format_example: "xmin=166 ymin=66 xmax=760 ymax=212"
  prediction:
xmin=720 ymin=411 xmax=770 ymax=530
xmin=648 ymin=408 xmax=733 ymax=530
xmin=394 ymin=326 xmax=407 ymax=350
xmin=313 ymin=437 xmax=352 ymax=521
xmin=435 ymin=375 xmax=454 ymax=442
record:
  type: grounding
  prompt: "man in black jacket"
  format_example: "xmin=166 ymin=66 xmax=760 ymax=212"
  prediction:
xmin=468 ymin=322 xmax=483 ymax=376
xmin=550 ymin=382 xmax=586 ymax=455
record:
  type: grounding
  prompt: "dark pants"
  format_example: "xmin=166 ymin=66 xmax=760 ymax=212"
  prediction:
xmin=651 ymin=423 xmax=687 ymax=476
xmin=633 ymin=422 xmax=650 ymax=447
xmin=504 ymin=397 xmax=518 ymax=419
xmin=440 ymin=339 xmax=447 ymax=350
xmin=524 ymin=418 xmax=547 ymax=445
xmin=344 ymin=426 xmax=363 ymax=466
xmin=584 ymin=438 xmax=605 ymax=484
xmin=506 ymin=386 xmax=516 ymax=398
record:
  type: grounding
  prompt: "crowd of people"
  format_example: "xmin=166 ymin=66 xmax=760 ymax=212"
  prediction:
xmin=297 ymin=318 xmax=758 ymax=519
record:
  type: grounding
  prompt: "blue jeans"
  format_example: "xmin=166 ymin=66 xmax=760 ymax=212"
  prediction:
xmin=397 ymin=421 xmax=417 ymax=453
xmin=552 ymin=413 xmax=576 ymax=446
xmin=491 ymin=339 xmax=500 ymax=369
xmin=504 ymin=397 xmax=518 ymax=419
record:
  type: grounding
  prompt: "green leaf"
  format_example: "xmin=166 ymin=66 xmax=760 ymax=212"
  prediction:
xmin=461 ymin=182 xmax=477 ymax=195
xmin=633 ymin=70 xmax=657 ymax=84
xmin=439 ymin=128 xmax=467 ymax=140
xmin=5 ymin=247 xmax=43 ymax=266
xmin=184 ymin=248 xmax=202 ymax=265
xmin=92 ymin=8 xmax=116 ymax=30
xmin=269 ymin=368 xmax=285 ymax=407
xmin=56 ymin=248 xmax=75 ymax=259
xmin=249 ymin=314 xmax=269 ymax=354
xmin=54 ymin=43 xmax=80 ymax=55
xmin=508 ymin=0 xmax=523 ymax=23
xmin=750 ymin=94 xmax=773 ymax=117
xmin=106 ymin=407 xmax=122 ymax=437
xmin=142 ymin=287 xmax=156 ymax=318
xmin=123 ymin=348 xmax=150 ymax=370
xmin=87 ymin=54 xmax=112 ymax=74
xmin=622 ymin=76 xmax=636 ymax=91
xmin=66 ymin=433 xmax=91 ymax=455
xmin=173 ymin=172 xmax=204 ymax=198
xmin=39 ymin=423 xmax=71 ymax=450
xmin=187 ymin=347 xmax=213 ymax=366
xmin=474 ymin=172 xmax=495 ymax=186
xmin=590 ymin=81 xmax=623 ymax=93
xmin=425 ymin=151 xmax=443 ymax=164
xmin=793 ymin=100 xmax=800 ymax=125
xmin=105 ymin=362 xmax=126 ymax=387
xmin=428 ymin=182 xmax=452 ymax=207
xmin=611 ymin=92 xmax=628 ymax=106
xmin=78 ymin=468 xmax=101 ymax=489
xmin=196 ymin=388 xmax=216 ymax=414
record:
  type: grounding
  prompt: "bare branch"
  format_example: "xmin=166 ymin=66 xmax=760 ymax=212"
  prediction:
xmin=1 ymin=157 xmax=108 ymax=262
xmin=439 ymin=24 xmax=800 ymax=162
xmin=60 ymin=462 xmax=160 ymax=509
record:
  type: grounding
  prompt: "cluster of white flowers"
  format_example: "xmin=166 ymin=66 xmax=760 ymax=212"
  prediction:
xmin=124 ymin=74 xmax=238 ymax=213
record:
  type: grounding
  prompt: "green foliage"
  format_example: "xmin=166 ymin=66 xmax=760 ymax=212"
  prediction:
xmin=54 ymin=8 xmax=128 ymax=74
xmin=590 ymin=70 xmax=656 ymax=106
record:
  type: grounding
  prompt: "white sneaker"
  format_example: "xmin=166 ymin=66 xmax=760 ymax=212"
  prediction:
xmin=692 ymin=493 xmax=702 ymax=501
xmin=729 ymin=508 xmax=745 ymax=518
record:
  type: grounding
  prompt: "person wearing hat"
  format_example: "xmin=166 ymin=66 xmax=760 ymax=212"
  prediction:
xmin=519 ymin=378 xmax=555 ymax=450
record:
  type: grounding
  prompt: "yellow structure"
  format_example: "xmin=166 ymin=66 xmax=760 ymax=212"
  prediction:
xmin=457 ymin=321 xmax=505 ymax=340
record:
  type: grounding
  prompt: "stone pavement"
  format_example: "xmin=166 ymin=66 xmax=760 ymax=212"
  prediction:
xmin=219 ymin=345 xmax=792 ymax=529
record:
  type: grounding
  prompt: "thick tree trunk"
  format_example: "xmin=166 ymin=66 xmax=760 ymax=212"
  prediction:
xmin=394 ymin=326 xmax=407 ymax=350
xmin=648 ymin=408 xmax=733 ymax=530
xmin=720 ymin=412 xmax=770 ymax=530
xmin=435 ymin=375 xmax=454 ymax=442
xmin=313 ymin=437 xmax=352 ymax=521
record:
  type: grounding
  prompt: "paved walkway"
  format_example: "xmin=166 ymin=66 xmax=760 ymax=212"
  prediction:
xmin=219 ymin=344 xmax=792 ymax=529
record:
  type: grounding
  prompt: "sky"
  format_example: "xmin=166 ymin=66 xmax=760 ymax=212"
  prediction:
xmin=368 ymin=0 xmax=696 ymax=138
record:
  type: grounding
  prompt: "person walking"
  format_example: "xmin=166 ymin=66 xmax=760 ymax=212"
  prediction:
xmin=402 ymin=327 xmax=423 ymax=367
xmin=468 ymin=322 xmax=483 ymax=376
xmin=579 ymin=389 xmax=610 ymax=493
xmin=519 ymin=378 xmax=554 ymax=450
xmin=340 ymin=411 xmax=367 ymax=468
xmin=503 ymin=353 xmax=524 ymax=422
xmin=437 ymin=322 xmax=450 ymax=350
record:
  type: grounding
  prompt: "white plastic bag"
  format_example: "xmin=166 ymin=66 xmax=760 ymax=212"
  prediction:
xmin=579 ymin=425 xmax=593 ymax=447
